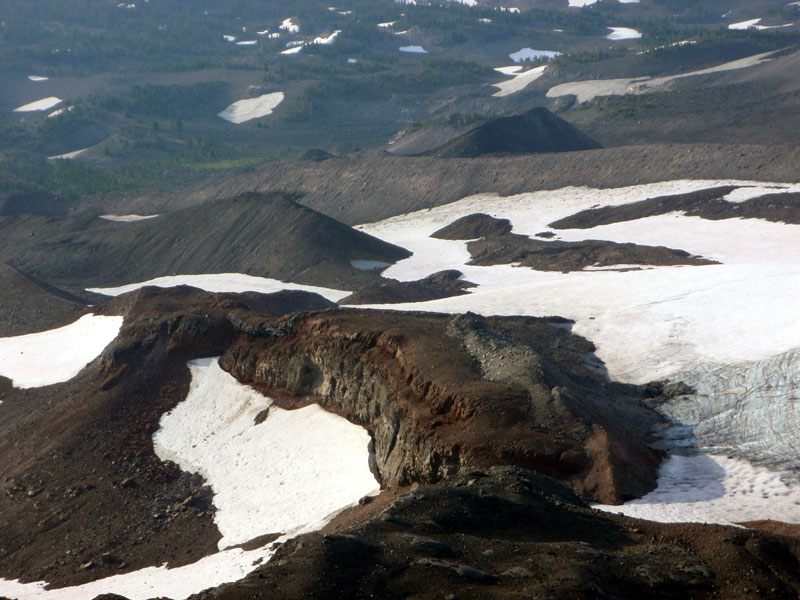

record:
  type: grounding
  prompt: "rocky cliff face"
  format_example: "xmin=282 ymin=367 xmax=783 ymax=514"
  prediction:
xmin=220 ymin=309 xmax=663 ymax=503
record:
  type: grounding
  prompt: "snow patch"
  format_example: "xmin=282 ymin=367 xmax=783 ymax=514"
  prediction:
xmin=0 ymin=314 xmax=122 ymax=389
xmin=399 ymin=45 xmax=428 ymax=53
xmin=492 ymin=65 xmax=547 ymax=97
xmin=606 ymin=27 xmax=642 ymax=40
xmin=153 ymin=358 xmax=379 ymax=549
xmin=235 ymin=40 xmax=257 ymax=46
xmin=351 ymin=259 xmax=391 ymax=271
xmin=0 ymin=544 xmax=282 ymax=600
xmin=547 ymin=50 xmax=776 ymax=103
xmin=13 ymin=97 xmax=62 ymax=112
xmin=218 ymin=92 xmax=284 ymax=123
xmin=312 ymin=30 xmax=341 ymax=45
xmin=279 ymin=18 xmax=299 ymax=33
xmin=27 ymin=75 xmax=48 ymax=82
xmin=99 ymin=214 xmax=161 ymax=222
xmin=86 ymin=273 xmax=350 ymax=303
xmin=509 ymin=48 xmax=561 ymax=62
xmin=47 ymin=147 xmax=89 ymax=160
xmin=729 ymin=18 xmax=761 ymax=30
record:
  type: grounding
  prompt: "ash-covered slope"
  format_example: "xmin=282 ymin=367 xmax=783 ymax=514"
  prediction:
xmin=0 ymin=263 xmax=87 ymax=336
xmin=422 ymin=107 xmax=601 ymax=159
xmin=194 ymin=467 xmax=800 ymax=600
xmin=1 ymin=192 xmax=410 ymax=290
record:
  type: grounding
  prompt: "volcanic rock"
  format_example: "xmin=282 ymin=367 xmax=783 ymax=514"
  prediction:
xmin=422 ymin=107 xmax=601 ymax=158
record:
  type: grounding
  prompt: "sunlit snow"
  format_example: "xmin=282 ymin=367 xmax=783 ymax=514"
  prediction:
xmin=353 ymin=178 xmax=800 ymax=525
xmin=279 ymin=18 xmax=299 ymax=33
xmin=154 ymin=358 xmax=379 ymax=549
xmin=13 ymin=97 xmax=62 ymax=112
xmin=509 ymin=48 xmax=561 ymax=62
xmin=729 ymin=18 xmax=760 ymax=29
xmin=99 ymin=214 xmax=161 ymax=222
xmin=86 ymin=273 xmax=350 ymax=302
xmin=27 ymin=75 xmax=48 ymax=82
xmin=606 ymin=27 xmax=642 ymax=40
xmin=47 ymin=147 xmax=89 ymax=160
xmin=492 ymin=65 xmax=547 ymax=97
xmin=547 ymin=50 xmax=776 ymax=103
xmin=218 ymin=92 xmax=284 ymax=123
xmin=0 ymin=314 xmax=122 ymax=389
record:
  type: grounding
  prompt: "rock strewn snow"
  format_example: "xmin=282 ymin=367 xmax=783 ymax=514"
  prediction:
xmin=0 ymin=314 xmax=123 ymax=389
xmin=218 ymin=92 xmax=284 ymax=123
xmin=593 ymin=454 xmax=800 ymax=525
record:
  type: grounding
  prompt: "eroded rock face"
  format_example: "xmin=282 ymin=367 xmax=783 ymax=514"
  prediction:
xmin=219 ymin=310 xmax=663 ymax=503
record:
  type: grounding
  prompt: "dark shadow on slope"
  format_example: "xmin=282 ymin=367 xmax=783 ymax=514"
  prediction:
xmin=420 ymin=107 xmax=601 ymax=159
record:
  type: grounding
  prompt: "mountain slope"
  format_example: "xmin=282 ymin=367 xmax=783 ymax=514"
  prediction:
xmin=0 ymin=263 xmax=86 ymax=336
xmin=0 ymin=192 xmax=411 ymax=290
xmin=422 ymin=107 xmax=601 ymax=159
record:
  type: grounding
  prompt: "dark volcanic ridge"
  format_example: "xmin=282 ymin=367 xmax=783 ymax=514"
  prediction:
xmin=421 ymin=107 xmax=602 ymax=159
xmin=0 ymin=191 xmax=411 ymax=291
xmin=432 ymin=213 xmax=716 ymax=272
xmin=101 ymin=143 xmax=800 ymax=227
xmin=339 ymin=270 xmax=476 ymax=305
xmin=191 ymin=467 xmax=800 ymax=600
xmin=550 ymin=185 xmax=800 ymax=229
xmin=0 ymin=191 xmax=69 ymax=218
xmin=0 ymin=263 xmax=88 ymax=337
xmin=4 ymin=287 xmax=800 ymax=600
xmin=0 ymin=285 xmax=665 ymax=588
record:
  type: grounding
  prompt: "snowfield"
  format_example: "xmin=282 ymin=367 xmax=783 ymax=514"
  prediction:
xmin=154 ymin=358 xmax=379 ymax=549
xmin=547 ymin=50 xmax=777 ymax=103
xmin=0 ymin=314 xmax=123 ymax=389
xmin=13 ymin=97 xmax=62 ymax=112
xmin=355 ymin=179 xmax=800 ymax=524
xmin=86 ymin=272 xmax=350 ymax=302
xmin=218 ymin=92 xmax=284 ymax=123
